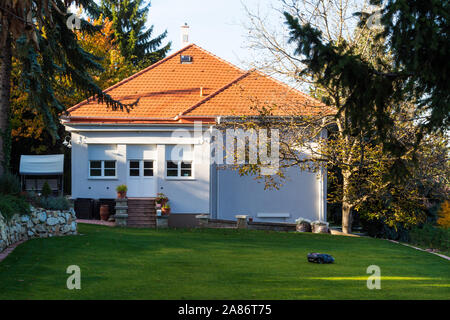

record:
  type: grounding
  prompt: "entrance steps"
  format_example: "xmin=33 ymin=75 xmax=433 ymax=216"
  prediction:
xmin=127 ymin=198 xmax=156 ymax=228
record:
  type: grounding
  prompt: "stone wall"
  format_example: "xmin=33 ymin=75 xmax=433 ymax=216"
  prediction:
xmin=0 ymin=207 xmax=77 ymax=253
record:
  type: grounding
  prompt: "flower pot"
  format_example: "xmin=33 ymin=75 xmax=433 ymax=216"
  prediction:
xmin=100 ymin=204 xmax=110 ymax=221
xmin=296 ymin=221 xmax=312 ymax=232
xmin=117 ymin=191 xmax=127 ymax=199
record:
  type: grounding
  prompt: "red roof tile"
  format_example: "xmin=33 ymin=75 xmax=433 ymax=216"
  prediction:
xmin=65 ymin=44 xmax=329 ymax=124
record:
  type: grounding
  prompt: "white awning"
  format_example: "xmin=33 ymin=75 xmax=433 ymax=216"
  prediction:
xmin=19 ymin=154 xmax=64 ymax=175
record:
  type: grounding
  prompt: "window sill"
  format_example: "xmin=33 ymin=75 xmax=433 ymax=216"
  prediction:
xmin=165 ymin=177 xmax=196 ymax=181
xmin=88 ymin=177 xmax=118 ymax=180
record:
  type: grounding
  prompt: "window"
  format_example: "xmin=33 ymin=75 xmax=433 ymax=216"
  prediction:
xmin=166 ymin=161 xmax=192 ymax=178
xmin=128 ymin=160 xmax=154 ymax=177
xmin=180 ymin=162 xmax=192 ymax=177
xmin=180 ymin=55 xmax=192 ymax=63
xmin=129 ymin=161 xmax=140 ymax=176
xmin=143 ymin=161 xmax=154 ymax=176
xmin=89 ymin=161 xmax=102 ymax=177
xmin=166 ymin=161 xmax=178 ymax=177
xmin=89 ymin=160 xmax=116 ymax=178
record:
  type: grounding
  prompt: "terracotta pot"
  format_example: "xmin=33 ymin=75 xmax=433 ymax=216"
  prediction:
xmin=161 ymin=207 xmax=171 ymax=216
xmin=100 ymin=204 xmax=110 ymax=221
xmin=117 ymin=191 xmax=127 ymax=199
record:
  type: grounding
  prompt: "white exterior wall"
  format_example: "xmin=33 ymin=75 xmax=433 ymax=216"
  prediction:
xmin=69 ymin=126 xmax=211 ymax=214
xmin=68 ymin=124 xmax=327 ymax=221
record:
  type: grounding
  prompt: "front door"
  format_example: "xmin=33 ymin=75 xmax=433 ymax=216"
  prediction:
xmin=127 ymin=160 xmax=156 ymax=197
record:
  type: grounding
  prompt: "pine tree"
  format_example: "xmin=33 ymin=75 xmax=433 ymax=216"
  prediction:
xmin=100 ymin=0 xmax=171 ymax=67
xmin=0 ymin=1 xmax=135 ymax=175
xmin=283 ymin=0 xmax=449 ymax=156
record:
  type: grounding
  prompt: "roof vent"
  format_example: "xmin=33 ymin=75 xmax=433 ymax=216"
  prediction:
xmin=180 ymin=55 xmax=193 ymax=64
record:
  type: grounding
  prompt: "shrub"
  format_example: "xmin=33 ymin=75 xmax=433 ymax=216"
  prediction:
xmin=0 ymin=172 xmax=21 ymax=195
xmin=0 ymin=194 xmax=31 ymax=220
xmin=41 ymin=181 xmax=52 ymax=198
xmin=409 ymin=223 xmax=450 ymax=252
xmin=360 ymin=217 xmax=410 ymax=241
xmin=37 ymin=196 xmax=70 ymax=211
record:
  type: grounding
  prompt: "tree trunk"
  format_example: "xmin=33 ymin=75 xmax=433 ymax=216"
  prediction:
xmin=0 ymin=33 xmax=12 ymax=176
xmin=342 ymin=201 xmax=353 ymax=234
xmin=341 ymin=169 xmax=353 ymax=234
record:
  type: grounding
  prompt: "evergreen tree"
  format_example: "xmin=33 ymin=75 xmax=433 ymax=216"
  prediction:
xmin=100 ymin=0 xmax=171 ymax=67
xmin=283 ymin=0 xmax=449 ymax=156
xmin=0 ymin=1 xmax=135 ymax=175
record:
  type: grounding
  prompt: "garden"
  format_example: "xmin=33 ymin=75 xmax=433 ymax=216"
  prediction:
xmin=0 ymin=224 xmax=448 ymax=299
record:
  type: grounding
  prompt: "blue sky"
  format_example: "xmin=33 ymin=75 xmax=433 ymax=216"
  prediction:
xmin=147 ymin=0 xmax=274 ymax=68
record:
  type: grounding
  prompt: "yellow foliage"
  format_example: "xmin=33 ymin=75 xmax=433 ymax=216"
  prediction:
xmin=437 ymin=201 xmax=450 ymax=228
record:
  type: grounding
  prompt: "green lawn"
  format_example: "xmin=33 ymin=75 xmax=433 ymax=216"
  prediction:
xmin=0 ymin=224 xmax=449 ymax=299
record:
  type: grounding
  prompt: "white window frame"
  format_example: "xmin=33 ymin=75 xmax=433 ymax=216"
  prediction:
xmin=128 ymin=160 xmax=155 ymax=177
xmin=89 ymin=160 xmax=117 ymax=179
xmin=165 ymin=160 xmax=194 ymax=180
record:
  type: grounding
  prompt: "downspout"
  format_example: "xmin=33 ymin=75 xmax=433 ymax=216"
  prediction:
xmin=215 ymin=117 xmax=221 ymax=219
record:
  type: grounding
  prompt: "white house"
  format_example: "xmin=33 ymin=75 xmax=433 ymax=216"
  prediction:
xmin=62 ymin=44 xmax=328 ymax=227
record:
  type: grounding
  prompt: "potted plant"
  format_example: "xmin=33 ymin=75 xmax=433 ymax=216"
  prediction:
xmin=116 ymin=184 xmax=128 ymax=199
xmin=161 ymin=203 xmax=171 ymax=216
xmin=155 ymin=192 xmax=168 ymax=206
xmin=295 ymin=217 xmax=312 ymax=232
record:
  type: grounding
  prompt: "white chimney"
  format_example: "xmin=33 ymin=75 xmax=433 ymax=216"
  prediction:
xmin=181 ymin=23 xmax=190 ymax=47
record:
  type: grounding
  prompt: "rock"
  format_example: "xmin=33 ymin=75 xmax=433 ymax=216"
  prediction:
xmin=46 ymin=217 xmax=59 ymax=226
xmin=0 ymin=239 xmax=5 ymax=252
xmin=27 ymin=231 xmax=34 ymax=237
xmin=35 ymin=224 xmax=46 ymax=233
xmin=61 ymin=225 xmax=71 ymax=234
xmin=58 ymin=217 xmax=66 ymax=224
xmin=71 ymin=221 xmax=77 ymax=232
xmin=38 ymin=212 xmax=47 ymax=223
xmin=20 ymin=215 xmax=30 ymax=223
xmin=31 ymin=218 xmax=39 ymax=224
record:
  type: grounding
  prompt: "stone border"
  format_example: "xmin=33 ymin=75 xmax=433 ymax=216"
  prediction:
xmin=387 ymin=240 xmax=450 ymax=261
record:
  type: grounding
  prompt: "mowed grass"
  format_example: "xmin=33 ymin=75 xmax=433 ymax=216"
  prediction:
xmin=0 ymin=224 xmax=449 ymax=300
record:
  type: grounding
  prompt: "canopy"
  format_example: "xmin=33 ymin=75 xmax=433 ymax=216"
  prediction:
xmin=19 ymin=154 xmax=64 ymax=175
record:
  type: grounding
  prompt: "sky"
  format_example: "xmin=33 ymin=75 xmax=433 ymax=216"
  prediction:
xmin=147 ymin=0 xmax=275 ymax=69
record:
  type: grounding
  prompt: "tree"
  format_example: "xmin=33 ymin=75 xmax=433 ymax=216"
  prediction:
xmin=283 ymin=0 xmax=449 ymax=154
xmin=0 ymin=0 xmax=135 ymax=175
xmin=241 ymin=0 xmax=449 ymax=233
xmin=9 ymin=16 xmax=136 ymax=174
xmin=99 ymin=0 xmax=171 ymax=67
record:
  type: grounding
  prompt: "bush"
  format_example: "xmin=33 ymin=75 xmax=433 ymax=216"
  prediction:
xmin=360 ymin=217 xmax=410 ymax=242
xmin=37 ymin=196 xmax=70 ymax=211
xmin=409 ymin=223 xmax=450 ymax=252
xmin=41 ymin=181 xmax=52 ymax=198
xmin=0 ymin=194 xmax=31 ymax=220
xmin=0 ymin=172 xmax=21 ymax=195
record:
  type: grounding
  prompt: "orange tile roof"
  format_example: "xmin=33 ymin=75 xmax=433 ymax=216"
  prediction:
xmin=65 ymin=44 xmax=329 ymax=124
xmin=180 ymin=70 xmax=328 ymax=118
